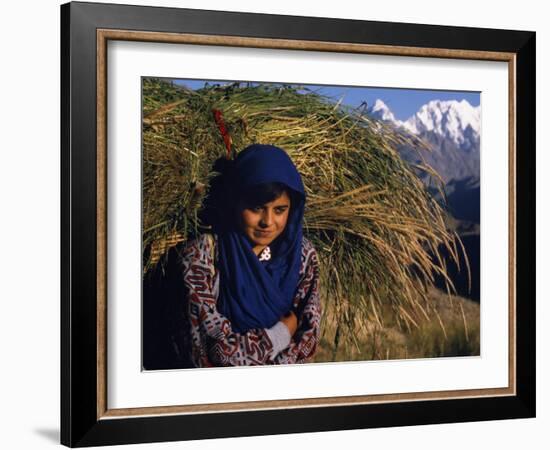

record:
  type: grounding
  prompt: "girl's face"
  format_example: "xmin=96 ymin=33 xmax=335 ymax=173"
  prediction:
xmin=239 ymin=190 xmax=291 ymax=255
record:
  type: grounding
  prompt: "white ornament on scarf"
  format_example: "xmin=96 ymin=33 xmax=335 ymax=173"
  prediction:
xmin=258 ymin=246 xmax=272 ymax=261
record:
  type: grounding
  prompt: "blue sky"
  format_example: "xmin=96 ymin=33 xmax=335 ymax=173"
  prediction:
xmin=170 ymin=78 xmax=480 ymax=122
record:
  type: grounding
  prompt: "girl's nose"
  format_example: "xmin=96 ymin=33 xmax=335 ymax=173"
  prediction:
xmin=260 ymin=209 xmax=274 ymax=227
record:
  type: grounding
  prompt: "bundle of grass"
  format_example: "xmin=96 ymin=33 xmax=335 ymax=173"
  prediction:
xmin=142 ymin=78 xmax=467 ymax=358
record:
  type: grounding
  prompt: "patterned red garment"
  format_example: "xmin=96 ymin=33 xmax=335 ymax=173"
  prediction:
xmin=181 ymin=233 xmax=321 ymax=367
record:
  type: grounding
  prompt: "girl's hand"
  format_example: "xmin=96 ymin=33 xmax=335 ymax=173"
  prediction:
xmin=280 ymin=311 xmax=298 ymax=336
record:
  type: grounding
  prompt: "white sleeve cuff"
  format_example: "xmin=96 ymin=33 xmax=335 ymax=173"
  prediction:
xmin=266 ymin=321 xmax=292 ymax=354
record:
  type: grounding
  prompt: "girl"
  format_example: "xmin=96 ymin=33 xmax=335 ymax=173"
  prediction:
xmin=182 ymin=144 xmax=321 ymax=366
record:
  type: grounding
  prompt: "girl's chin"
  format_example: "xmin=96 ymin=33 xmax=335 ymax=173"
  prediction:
xmin=250 ymin=234 xmax=276 ymax=247
xmin=252 ymin=236 xmax=273 ymax=246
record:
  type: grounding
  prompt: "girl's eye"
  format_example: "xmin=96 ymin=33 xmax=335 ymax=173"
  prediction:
xmin=275 ymin=207 xmax=288 ymax=214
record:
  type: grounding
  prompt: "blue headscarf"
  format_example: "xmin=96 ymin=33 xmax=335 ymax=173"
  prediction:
xmin=215 ymin=144 xmax=305 ymax=333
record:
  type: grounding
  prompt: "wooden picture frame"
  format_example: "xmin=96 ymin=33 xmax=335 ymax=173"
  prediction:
xmin=61 ymin=1 xmax=535 ymax=446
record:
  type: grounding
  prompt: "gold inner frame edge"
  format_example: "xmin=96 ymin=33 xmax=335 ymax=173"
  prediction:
xmin=96 ymin=28 xmax=517 ymax=420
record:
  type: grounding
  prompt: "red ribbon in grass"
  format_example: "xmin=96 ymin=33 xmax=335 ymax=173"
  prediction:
xmin=212 ymin=109 xmax=233 ymax=159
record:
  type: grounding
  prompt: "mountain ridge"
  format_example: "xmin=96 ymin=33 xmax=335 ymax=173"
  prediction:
xmin=368 ymin=98 xmax=480 ymax=185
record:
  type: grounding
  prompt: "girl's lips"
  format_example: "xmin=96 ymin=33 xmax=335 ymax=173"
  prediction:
xmin=254 ymin=229 xmax=273 ymax=236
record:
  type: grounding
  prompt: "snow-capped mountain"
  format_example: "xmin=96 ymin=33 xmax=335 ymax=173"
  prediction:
xmin=368 ymin=98 xmax=481 ymax=225
xmin=368 ymin=98 xmax=480 ymax=184
xmin=401 ymin=100 xmax=480 ymax=151
xmin=368 ymin=99 xmax=404 ymax=127
xmin=368 ymin=99 xmax=480 ymax=151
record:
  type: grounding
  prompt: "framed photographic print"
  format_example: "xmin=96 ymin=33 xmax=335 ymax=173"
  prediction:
xmin=61 ymin=1 xmax=536 ymax=447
